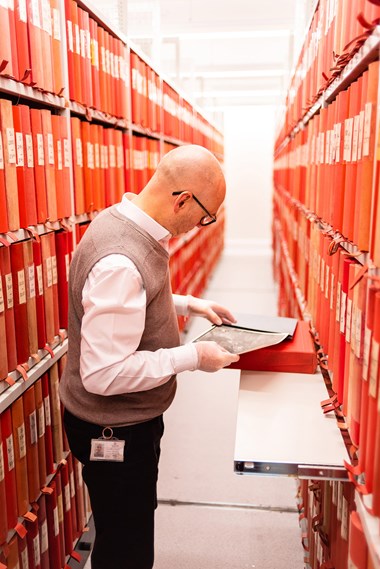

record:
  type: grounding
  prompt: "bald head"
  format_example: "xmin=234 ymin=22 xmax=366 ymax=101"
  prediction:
xmin=133 ymin=145 xmax=226 ymax=236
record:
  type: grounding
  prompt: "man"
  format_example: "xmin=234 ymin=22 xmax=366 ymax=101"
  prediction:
xmin=60 ymin=144 xmax=239 ymax=569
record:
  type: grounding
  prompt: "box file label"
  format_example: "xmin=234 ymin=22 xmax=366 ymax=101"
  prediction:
xmin=6 ymin=434 xmax=15 ymax=470
xmin=0 ymin=443 xmax=4 ymax=482
xmin=25 ymin=134 xmax=34 ymax=168
xmin=0 ymin=132 xmax=4 ymax=170
xmin=340 ymin=291 xmax=347 ymax=334
xmin=358 ymin=110 xmax=365 ymax=161
xmin=29 ymin=410 xmax=38 ymax=446
xmin=36 ymin=264 xmax=43 ymax=296
xmin=75 ymin=138 xmax=83 ymax=167
xmin=346 ymin=298 xmax=352 ymax=343
xmin=6 ymin=128 xmax=16 ymax=164
xmin=30 ymin=0 xmax=40 ymax=27
xmin=44 ymin=395 xmax=51 ymax=426
xmin=52 ymin=8 xmax=61 ymax=41
xmin=355 ymin=308 xmax=362 ymax=359
xmin=20 ymin=547 xmax=28 ymax=569
xmin=67 ymin=20 xmax=74 ymax=52
xmin=341 ymin=496 xmax=348 ymax=540
xmin=70 ymin=471 xmax=75 ymax=498
xmin=352 ymin=115 xmax=360 ymax=162
xmin=37 ymin=134 xmax=44 ymax=166
xmin=63 ymin=139 xmax=70 ymax=168
xmin=47 ymin=133 xmax=54 ymax=165
xmin=369 ymin=339 xmax=379 ymax=398
xmin=41 ymin=0 xmax=52 ymax=34
xmin=40 ymin=520 xmax=48 ymax=554
xmin=87 ymin=142 xmax=94 ymax=170
xmin=33 ymin=533 xmax=41 ymax=566
xmin=362 ymin=327 xmax=371 ymax=381
xmin=363 ymin=102 xmax=373 ymax=157
xmin=38 ymin=404 xmax=45 ymax=438
xmin=15 ymin=132 xmax=24 ymax=167
xmin=64 ymin=483 xmax=71 ymax=513
xmin=46 ymin=257 xmax=53 ymax=288
xmin=344 ymin=118 xmax=354 ymax=162
xmin=17 ymin=423 xmax=26 ymax=459
xmin=17 ymin=269 xmax=26 ymax=305
xmin=53 ymin=506 xmax=59 ymax=536
xmin=28 ymin=265 xmax=36 ymax=299
xmin=57 ymin=140 xmax=63 ymax=170
xmin=335 ymin=123 xmax=341 ymax=162
xmin=52 ymin=256 xmax=57 ymax=285
xmin=0 ymin=279 xmax=4 ymax=313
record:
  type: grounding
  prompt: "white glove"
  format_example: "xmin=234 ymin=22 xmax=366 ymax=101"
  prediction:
xmin=187 ymin=295 xmax=237 ymax=326
xmin=195 ymin=341 xmax=240 ymax=372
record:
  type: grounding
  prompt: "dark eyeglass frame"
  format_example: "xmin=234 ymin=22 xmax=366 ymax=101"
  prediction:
xmin=172 ymin=191 xmax=217 ymax=226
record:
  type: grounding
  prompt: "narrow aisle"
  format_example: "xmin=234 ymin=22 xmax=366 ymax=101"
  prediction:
xmin=154 ymin=252 xmax=304 ymax=568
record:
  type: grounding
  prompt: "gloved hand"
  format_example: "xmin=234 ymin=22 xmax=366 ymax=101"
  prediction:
xmin=195 ymin=341 xmax=240 ymax=372
xmin=187 ymin=295 xmax=237 ymax=326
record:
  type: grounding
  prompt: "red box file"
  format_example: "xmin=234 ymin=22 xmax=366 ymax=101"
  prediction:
xmin=0 ymin=408 xmax=18 ymax=533
xmin=228 ymin=320 xmax=317 ymax=374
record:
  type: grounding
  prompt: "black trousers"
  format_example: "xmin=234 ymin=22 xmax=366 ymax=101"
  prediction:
xmin=63 ymin=410 xmax=164 ymax=569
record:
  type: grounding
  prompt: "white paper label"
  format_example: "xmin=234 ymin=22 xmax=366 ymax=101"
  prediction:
xmin=346 ymin=297 xmax=352 ymax=343
xmin=74 ymin=23 xmax=80 ymax=55
xmin=28 ymin=265 xmax=36 ymax=299
xmin=0 ymin=443 xmax=5 ymax=482
xmin=44 ymin=395 xmax=51 ymax=426
xmin=70 ymin=470 xmax=75 ymax=498
xmin=18 ymin=0 xmax=27 ymax=22
xmin=76 ymin=138 xmax=83 ymax=167
xmin=38 ymin=403 xmax=45 ymax=438
xmin=94 ymin=143 xmax=100 ymax=168
xmin=64 ymin=483 xmax=71 ymax=512
xmin=6 ymin=434 xmax=15 ymax=471
xmin=358 ymin=109 xmax=365 ymax=161
xmin=341 ymin=496 xmax=348 ymax=540
xmin=351 ymin=115 xmax=360 ymax=162
xmin=67 ymin=20 xmax=74 ymax=52
xmin=25 ymin=134 xmax=34 ymax=167
xmin=340 ymin=291 xmax=347 ymax=334
xmin=40 ymin=520 xmax=48 ymax=554
xmin=31 ymin=0 xmax=40 ymax=27
xmin=53 ymin=8 xmax=61 ymax=41
xmin=355 ymin=308 xmax=362 ymax=359
xmin=36 ymin=264 xmax=43 ymax=296
xmin=37 ymin=133 xmax=45 ymax=166
xmin=16 ymin=131 xmax=24 ymax=166
xmin=52 ymin=255 xmax=57 ymax=285
xmin=46 ymin=257 xmax=53 ymax=288
xmin=0 ymin=279 xmax=4 ymax=313
xmin=65 ymin=253 xmax=70 ymax=282
xmin=369 ymin=339 xmax=379 ymax=398
xmin=33 ymin=534 xmax=41 ymax=566
xmin=336 ymin=281 xmax=341 ymax=323
xmin=87 ymin=142 xmax=94 ymax=169
xmin=64 ymin=138 xmax=70 ymax=167
xmin=0 ymin=132 xmax=4 ymax=169
xmin=335 ymin=123 xmax=341 ymax=162
xmin=363 ymin=327 xmax=372 ymax=381
xmin=363 ymin=102 xmax=372 ymax=157
xmin=57 ymin=139 xmax=62 ymax=170
xmin=344 ymin=118 xmax=354 ymax=162
xmin=7 ymin=127 xmax=16 ymax=163
xmin=53 ymin=506 xmax=59 ymax=536
xmin=47 ymin=133 xmax=54 ymax=165
xmin=20 ymin=547 xmax=29 ymax=569
xmin=18 ymin=269 xmax=26 ymax=305
xmin=18 ymin=423 xmax=26 ymax=459
xmin=29 ymin=410 xmax=38 ymax=445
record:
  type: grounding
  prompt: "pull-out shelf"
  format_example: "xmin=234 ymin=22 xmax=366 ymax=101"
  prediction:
xmin=234 ymin=371 xmax=349 ymax=480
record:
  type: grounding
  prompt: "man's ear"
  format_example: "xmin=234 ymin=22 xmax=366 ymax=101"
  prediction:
xmin=173 ymin=192 xmax=191 ymax=212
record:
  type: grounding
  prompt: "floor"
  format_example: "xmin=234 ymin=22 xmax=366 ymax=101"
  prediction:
xmin=82 ymin=251 xmax=304 ymax=569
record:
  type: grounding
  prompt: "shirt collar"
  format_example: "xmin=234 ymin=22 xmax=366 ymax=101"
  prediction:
xmin=116 ymin=193 xmax=171 ymax=248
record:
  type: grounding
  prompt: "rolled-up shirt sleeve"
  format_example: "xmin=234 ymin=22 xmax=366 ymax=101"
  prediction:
xmin=80 ymin=254 xmax=198 ymax=396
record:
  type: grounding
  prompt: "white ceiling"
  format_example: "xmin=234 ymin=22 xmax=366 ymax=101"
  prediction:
xmin=94 ymin=0 xmax=315 ymax=122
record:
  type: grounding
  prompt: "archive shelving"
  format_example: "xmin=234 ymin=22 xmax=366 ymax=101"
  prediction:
xmin=0 ymin=0 xmax=225 ymax=565
xmin=273 ymin=1 xmax=380 ymax=567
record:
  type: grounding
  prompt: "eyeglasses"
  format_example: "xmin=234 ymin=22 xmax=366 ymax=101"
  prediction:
xmin=172 ymin=191 xmax=217 ymax=226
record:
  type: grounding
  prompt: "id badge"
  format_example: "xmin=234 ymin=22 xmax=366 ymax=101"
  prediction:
xmin=90 ymin=427 xmax=125 ymax=462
